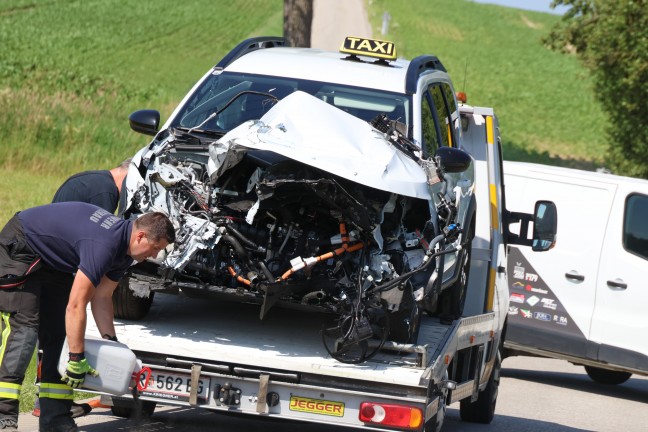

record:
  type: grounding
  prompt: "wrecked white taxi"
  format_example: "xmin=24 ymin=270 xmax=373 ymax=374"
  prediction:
xmin=117 ymin=37 xmax=476 ymax=362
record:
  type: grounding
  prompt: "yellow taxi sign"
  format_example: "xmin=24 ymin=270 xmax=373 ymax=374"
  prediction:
xmin=340 ymin=36 xmax=397 ymax=61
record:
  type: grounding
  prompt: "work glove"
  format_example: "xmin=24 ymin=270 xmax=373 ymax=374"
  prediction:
xmin=61 ymin=352 xmax=99 ymax=389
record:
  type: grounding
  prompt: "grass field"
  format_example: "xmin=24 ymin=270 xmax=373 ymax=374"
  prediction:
xmin=1 ymin=0 xmax=606 ymax=411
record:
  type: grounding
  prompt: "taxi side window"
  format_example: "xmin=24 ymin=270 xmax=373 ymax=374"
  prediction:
xmin=421 ymin=96 xmax=439 ymax=158
xmin=623 ymin=193 xmax=648 ymax=260
xmin=429 ymin=84 xmax=455 ymax=147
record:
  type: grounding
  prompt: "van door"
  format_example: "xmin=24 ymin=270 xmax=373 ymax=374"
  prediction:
xmin=503 ymin=163 xmax=616 ymax=358
xmin=590 ymin=187 xmax=648 ymax=368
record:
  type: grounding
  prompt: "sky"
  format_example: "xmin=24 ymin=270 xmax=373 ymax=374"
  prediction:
xmin=471 ymin=0 xmax=570 ymax=15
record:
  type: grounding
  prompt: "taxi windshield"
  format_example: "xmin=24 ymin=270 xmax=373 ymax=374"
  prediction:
xmin=172 ymin=72 xmax=410 ymax=136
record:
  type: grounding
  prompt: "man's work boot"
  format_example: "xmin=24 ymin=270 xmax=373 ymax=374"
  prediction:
xmin=39 ymin=417 xmax=78 ymax=432
xmin=69 ymin=402 xmax=92 ymax=418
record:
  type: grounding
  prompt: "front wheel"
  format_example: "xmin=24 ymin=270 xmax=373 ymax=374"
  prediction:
xmin=460 ymin=349 xmax=501 ymax=424
xmin=113 ymin=277 xmax=155 ymax=320
xmin=584 ymin=366 xmax=632 ymax=385
xmin=110 ymin=397 xmax=157 ymax=418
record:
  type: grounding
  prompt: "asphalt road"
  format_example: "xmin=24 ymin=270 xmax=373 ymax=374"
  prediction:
xmin=18 ymin=355 xmax=647 ymax=432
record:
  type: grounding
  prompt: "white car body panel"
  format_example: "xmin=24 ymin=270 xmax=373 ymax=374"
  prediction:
xmin=215 ymin=91 xmax=432 ymax=199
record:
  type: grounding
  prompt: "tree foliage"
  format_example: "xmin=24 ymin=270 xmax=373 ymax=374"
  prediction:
xmin=546 ymin=0 xmax=648 ymax=178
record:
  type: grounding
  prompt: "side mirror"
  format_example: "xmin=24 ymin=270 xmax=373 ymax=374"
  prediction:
xmin=129 ymin=109 xmax=160 ymax=136
xmin=532 ymin=201 xmax=557 ymax=251
xmin=434 ymin=146 xmax=472 ymax=173
xmin=506 ymin=200 xmax=558 ymax=251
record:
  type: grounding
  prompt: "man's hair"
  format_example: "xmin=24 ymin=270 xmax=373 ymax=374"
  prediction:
xmin=117 ymin=158 xmax=132 ymax=170
xmin=134 ymin=212 xmax=175 ymax=243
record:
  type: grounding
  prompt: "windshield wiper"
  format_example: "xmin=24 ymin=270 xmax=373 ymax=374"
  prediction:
xmin=175 ymin=127 xmax=223 ymax=138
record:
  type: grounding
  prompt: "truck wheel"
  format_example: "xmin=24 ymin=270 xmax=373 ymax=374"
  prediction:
xmin=459 ymin=350 xmax=500 ymax=424
xmin=113 ymin=278 xmax=154 ymax=320
xmin=110 ymin=397 xmax=156 ymax=418
xmin=584 ymin=366 xmax=632 ymax=385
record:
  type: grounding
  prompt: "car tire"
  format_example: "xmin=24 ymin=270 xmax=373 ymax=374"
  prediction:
xmin=459 ymin=349 xmax=501 ymax=424
xmin=113 ymin=277 xmax=154 ymax=320
xmin=584 ymin=366 xmax=632 ymax=385
xmin=438 ymin=215 xmax=475 ymax=322
xmin=110 ymin=397 xmax=156 ymax=418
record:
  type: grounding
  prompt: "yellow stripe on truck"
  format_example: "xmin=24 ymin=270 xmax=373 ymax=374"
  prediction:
xmin=485 ymin=115 xmax=497 ymax=311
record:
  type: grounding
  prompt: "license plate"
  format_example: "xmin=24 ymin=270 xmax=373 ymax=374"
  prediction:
xmin=139 ymin=370 xmax=211 ymax=402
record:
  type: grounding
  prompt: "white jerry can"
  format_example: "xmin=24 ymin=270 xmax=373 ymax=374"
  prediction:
xmin=57 ymin=336 xmax=140 ymax=395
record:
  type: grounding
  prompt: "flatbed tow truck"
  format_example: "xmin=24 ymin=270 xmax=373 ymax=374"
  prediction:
xmin=88 ymin=93 xmax=555 ymax=431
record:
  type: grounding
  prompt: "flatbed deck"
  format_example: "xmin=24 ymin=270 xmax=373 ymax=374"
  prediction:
xmin=87 ymin=292 xmax=458 ymax=388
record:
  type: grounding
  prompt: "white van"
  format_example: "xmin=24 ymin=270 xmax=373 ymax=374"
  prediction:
xmin=502 ymin=161 xmax=648 ymax=384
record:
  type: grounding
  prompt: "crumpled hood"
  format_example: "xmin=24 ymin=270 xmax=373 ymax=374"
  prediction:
xmin=209 ymin=91 xmax=431 ymax=199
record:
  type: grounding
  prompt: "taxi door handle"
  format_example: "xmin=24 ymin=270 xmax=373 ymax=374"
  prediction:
xmin=565 ymin=271 xmax=585 ymax=282
xmin=607 ymin=279 xmax=627 ymax=290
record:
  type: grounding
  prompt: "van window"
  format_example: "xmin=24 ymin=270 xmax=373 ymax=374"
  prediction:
xmin=623 ymin=193 xmax=648 ymax=260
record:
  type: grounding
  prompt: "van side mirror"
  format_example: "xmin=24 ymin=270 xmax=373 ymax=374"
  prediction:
xmin=129 ymin=109 xmax=160 ymax=136
xmin=532 ymin=201 xmax=557 ymax=251
xmin=506 ymin=200 xmax=557 ymax=252
xmin=434 ymin=146 xmax=472 ymax=173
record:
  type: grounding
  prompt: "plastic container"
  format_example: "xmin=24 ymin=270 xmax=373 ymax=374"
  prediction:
xmin=57 ymin=336 xmax=140 ymax=395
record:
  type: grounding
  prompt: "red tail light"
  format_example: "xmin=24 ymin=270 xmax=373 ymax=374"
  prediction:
xmin=359 ymin=402 xmax=423 ymax=429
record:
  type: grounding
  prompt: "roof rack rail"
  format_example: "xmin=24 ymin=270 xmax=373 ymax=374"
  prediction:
xmin=216 ymin=36 xmax=286 ymax=69
xmin=405 ymin=55 xmax=447 ymax=94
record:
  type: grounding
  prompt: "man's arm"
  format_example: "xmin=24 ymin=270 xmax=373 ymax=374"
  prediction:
xmin=90 ymin=276 xmax=120 ymax=339
xmin=65 ymin=270 xmax=97 ymax=354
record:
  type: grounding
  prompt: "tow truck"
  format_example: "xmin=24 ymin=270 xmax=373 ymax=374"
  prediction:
xmin=94 ymin=37 xmax=556 ymax=431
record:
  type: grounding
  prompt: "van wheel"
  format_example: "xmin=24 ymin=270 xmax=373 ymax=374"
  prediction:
xmin=113 ymin=278 xmax=154 ymax=320
xmin=460 ymin=350 xmax=500 ymax=424
xmin=110 ymin=397 xmax=156 ymax=418
xmin=584 ymin=366 xmax=631 ymax=385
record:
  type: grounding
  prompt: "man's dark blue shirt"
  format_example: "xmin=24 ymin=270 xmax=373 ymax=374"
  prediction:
xmin=18 ymin=202 xmax=133 ymax=286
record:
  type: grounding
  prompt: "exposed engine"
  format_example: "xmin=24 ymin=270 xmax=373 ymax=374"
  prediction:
xmin=123 ymin=91 xmax=474 ymax=363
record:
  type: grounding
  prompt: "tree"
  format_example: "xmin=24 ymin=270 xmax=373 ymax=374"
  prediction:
xmin=545 ymin=0 xmax=648 ymax=178
xmin=284 ymin=0 xmax=313 ymax=47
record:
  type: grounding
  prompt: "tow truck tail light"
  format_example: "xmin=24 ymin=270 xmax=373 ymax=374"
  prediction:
xmin=359 ymin=402 xmax=423 ymax=429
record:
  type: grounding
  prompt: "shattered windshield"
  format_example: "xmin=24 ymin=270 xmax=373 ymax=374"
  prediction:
xmin=172 ymin=71 xmax=411 ymax=136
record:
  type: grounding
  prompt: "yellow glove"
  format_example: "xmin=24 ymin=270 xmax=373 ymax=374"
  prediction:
xmin=61 ymin=353 xmax=99 ymax=389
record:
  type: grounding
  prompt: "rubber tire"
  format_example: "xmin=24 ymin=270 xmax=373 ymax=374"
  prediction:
xmin=459 ymin=350 xmax=501 ymax=424
xmin=584 ymin=366 xmax=632 ymax=385
xmin=438 ymin=217 xmax=474 ymax=321
xmin=110 ymin=398 xmax=157 ymax=418
xmin=112 ymin=277 xmax=155 ymax=320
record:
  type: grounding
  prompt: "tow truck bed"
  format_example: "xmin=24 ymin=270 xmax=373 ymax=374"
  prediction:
xmin=89 ymin=293 xmax=461 ymax=387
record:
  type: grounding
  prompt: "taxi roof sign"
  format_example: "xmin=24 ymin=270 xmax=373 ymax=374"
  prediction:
xmin=340 ymin=36 xmax=397 ymax=61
